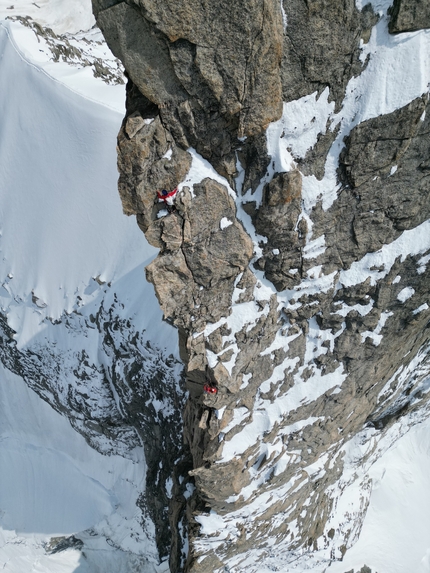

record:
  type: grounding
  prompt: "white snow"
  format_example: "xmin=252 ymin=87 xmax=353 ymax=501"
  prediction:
xmin=178 ymin=147 xmax=236 ymax=199
xmin=280 ymin=0 xmax=287 ymax=31
xmin=202 ymin=299 xmax=270 ymax=376
xmin=302 ymin=234 xmax=326 ymax=260
xmin=0 ymin=0 xmax=95 ymax=34
xmin=329 ymin=419 xmax=430 ymax=573
xmin=397 ymin=286 xmax=416 ymax=303
xmin=0 ymin=365 xmax=159 ymax=573
xmin=338 ymin=220 xmax=430 ymax=289
xmin=215 ymin=406 xmax=226 ymax=420
xmin=0 ymin=6 xmax=179 ymax=572
xmin=2 ymin=1 xmax=430 ymax=572
xmin=417 ymin=253 xmax=430 ymax=274
xmin=361 ymin=310 xmax=393 ymax=346
xmin=0 ymin=19 xmax=175 ymax=352
xmin=0 ymin=20 xmax=125 ymax=113
xmin=334 ymin=300 xmax=374 ymax=317
xmin=220 ymin=217 xmax=233 ymax=230
xmin=413 ymin=303 xmax=429 ymax=315
xmin=267 ymin=88 xmax=335 ymax=165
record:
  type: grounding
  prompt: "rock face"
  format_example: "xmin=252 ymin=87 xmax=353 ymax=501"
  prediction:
xmin=281 ymin=0 xmax=378 ymax=108
xmin=94 ymin=0 xmax=283 ymax=181
xmin=145 ymin=179 xmax=253 ymax=329
xmin=389 ymin=0 xmax=430 ymax=33
xmin=92 ymin=1 xmax=430 ymax=572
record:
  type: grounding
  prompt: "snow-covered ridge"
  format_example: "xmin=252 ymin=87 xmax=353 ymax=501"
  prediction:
xmin=0 ymin=15 xmax=125 ymax=113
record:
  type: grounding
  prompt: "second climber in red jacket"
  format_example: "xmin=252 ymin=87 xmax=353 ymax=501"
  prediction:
xmin=157 ymin=188 xmax=178 ymax=208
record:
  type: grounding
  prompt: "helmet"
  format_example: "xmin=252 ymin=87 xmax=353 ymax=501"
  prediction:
xmin=162 ymin=189 xmax=168 ymax=196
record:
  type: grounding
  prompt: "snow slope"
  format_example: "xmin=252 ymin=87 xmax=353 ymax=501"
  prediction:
xmin=0 ymin=364 xmax=161 ymax=573
xmin=328 ymin=420 xmax=430 ymax=573
xmin=0 ymin=4 xmax=178 ymax=572
xmin=0 ymin=0 xmax=95 ymax=34
xmin=0 ymin=16 xmax=176 ymax=351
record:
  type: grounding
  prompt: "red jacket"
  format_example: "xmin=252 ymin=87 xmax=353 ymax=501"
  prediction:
xmin=157 ymin=188 xmax=178 ymax=203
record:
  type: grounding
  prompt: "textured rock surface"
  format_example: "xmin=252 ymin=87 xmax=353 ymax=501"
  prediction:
xmin=281 ymin=0 xmax=378 ymax=108
xmin=92 ymin=0 xmax=430 ymax=571
xmin=95 ymin=0 xmax=283 ymax=181
xmin=389 ymin=0 xmax=430 ymax=33
xmin=303 ymin=95 xmax=430 ymax=275
xmin=252 ymin=170 xmax=304 ymax=290
xmin=145 ymin=179 xmax=253 ymax=329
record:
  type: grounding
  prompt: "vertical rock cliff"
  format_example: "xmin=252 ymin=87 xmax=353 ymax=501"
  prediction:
xmin=91 ymin=0 xmax=430 ymax=571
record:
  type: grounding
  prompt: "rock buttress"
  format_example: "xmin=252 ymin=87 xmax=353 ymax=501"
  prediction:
xmin=93 ymin=1 xmax=430 ymax=571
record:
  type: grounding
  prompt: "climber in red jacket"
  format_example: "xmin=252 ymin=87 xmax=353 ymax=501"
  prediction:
xmin=203 ymin=382 xmax=218 ymax=395
xmin=157 ymin=188 xmax=178 ymax=206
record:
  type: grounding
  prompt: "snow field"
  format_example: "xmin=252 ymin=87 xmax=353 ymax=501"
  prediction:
xmin=0 ymin=7 xmax=179 ymax=572
xmin=0 ymin=0 xmax=95 ymax=35
xmin=0 ymin=364 xmax=159 ymax=573
xmin=0 ymin=20 xmax=176 ymax=353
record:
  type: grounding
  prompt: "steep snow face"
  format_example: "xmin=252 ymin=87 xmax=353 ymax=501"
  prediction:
xmin=0 ymin=365 xmax=161 ymax=573
xmin=329 ymin=414 xmax=430 ymax=573
xmin=0 ymin=22 xmax=135 ymax=329
xmin=0 ymin=5 xmax=182 ymax=571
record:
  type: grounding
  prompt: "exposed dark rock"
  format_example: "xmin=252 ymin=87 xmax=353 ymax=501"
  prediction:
xmin=94 ymin=0 xmax=284 ymax=183
xmin=389 ymin=0 xmax=430 ymax=33
xmin=339 ymin=95 xmax=428 ymax=190
xmin=281 ymin=0 xmax=378 ymax=109
xmin=344 ymin=567 xmax=373 ymax=573
xmin=252 ymin=170 xmax=304 ymax=290
xmin=117 ymin=112 xmax=192 ymax=225
xmin=238 ymin=132 xmax=272 ymax=194
xmin=278 ymin=95 xmax=430 ymax=284
xmin=45 ymin=535 xmax=84 ymax=554
xmin=299 ymin=121 xmax=341 ymax=180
